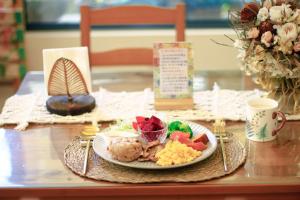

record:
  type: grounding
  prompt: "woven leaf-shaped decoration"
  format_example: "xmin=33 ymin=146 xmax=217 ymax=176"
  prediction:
xmin=48 ymin=57 xmax=89 ymax=96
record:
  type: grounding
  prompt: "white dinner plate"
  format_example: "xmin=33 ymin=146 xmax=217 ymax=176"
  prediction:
xmin=93 ymin=121 xmax=217 ymax=169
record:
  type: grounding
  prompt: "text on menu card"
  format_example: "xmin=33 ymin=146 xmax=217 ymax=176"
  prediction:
xmin=159 ymin=48 xmax=188 ymax=95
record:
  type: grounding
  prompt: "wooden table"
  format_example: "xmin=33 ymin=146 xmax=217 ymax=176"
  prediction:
xmin=1 ymin=70 xmax=299 ymax=200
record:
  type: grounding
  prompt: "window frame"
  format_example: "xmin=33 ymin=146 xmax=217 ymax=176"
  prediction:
xmin=24 ymin=0 xmax=232 ymax=31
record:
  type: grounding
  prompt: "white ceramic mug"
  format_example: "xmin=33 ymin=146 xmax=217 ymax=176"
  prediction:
xmin=246 ymin=98 xmax=286 ymax=142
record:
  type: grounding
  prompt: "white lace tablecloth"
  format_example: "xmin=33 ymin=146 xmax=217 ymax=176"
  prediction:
xmin=1 ymin=88 xmax=299 ymax=130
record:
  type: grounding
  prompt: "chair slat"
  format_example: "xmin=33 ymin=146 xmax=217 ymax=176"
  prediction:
xmin=91 ymin=48 xmax=153 ymax=66
xmin=80 ymin=4 xmax=186 ymax=67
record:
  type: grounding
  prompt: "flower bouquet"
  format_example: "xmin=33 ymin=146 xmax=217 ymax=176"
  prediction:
xmin=230 ymin=0 xmax=300 ymax=114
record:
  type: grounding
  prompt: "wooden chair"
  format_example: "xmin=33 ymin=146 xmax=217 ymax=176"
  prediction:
xmin=80 ymin=4 xmax=185 ymax=67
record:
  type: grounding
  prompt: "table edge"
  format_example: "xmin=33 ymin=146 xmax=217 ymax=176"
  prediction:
xmin=1 ymin=184 xmax=300 ymax=197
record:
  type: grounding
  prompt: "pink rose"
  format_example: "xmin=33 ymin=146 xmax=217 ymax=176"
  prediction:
xmin=294 ymin=42 xmax=300 ymax=52
xmin=261 ymin=31 xmax=273 ymax=47
xmin=247 ymin=27 xmax=260 ymax=39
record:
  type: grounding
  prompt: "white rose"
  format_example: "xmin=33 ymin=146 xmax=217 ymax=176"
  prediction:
xmin=270 ymin=6 xmax=283 ymax=23
xmin=276 ymin=22 xmax=298 ymax=43
xmin=282 ymin=4 xmax=293 ymax=22
xmin=288 ymin=9 xmax=300 ymax=24
xmin=257 ymin=7 xmax=269 ymax=22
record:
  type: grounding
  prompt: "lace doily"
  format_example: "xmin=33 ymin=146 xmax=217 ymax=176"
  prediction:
xmin=1 ymin=88 xmax=299 ymax=130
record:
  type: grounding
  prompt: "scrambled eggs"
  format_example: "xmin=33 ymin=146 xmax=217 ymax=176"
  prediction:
xmin=155 ymin=140 xmax=201 ymax=166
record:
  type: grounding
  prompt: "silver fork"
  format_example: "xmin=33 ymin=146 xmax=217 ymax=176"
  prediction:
xmin=213 ymin=119 xmax=228 ymax=172
xmin=80 ymin=124 xmax=99 ymax=175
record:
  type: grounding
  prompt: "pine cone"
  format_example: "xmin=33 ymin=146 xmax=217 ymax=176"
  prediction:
xmin=240 ymin=3 xmax=259 ymax=22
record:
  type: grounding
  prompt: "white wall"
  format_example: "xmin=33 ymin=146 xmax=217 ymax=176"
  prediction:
xmin=25 ymin=29 xmax=239 ymax=71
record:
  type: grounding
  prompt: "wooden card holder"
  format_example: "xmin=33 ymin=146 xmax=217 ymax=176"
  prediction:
xmin=154 ymin=98 xmax=194 ymax=110
xmin=153 ymin=42 xmax=194 ymax=110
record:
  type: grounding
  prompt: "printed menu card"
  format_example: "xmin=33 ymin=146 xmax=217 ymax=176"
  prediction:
xmin=153 ymin=42 xmax=193 ymax=110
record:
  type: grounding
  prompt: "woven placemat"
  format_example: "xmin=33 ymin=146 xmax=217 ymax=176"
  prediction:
xmin=64 ymin=125 xmax=247 ymax=183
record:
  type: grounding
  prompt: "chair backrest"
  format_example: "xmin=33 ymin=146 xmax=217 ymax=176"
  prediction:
xmin=80 ymin=4 xmax=185 ymax=67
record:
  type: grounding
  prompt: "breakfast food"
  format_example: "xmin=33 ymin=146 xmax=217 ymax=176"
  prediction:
xmin=138 ymin=140 xmax=164 ymax=162
xmin=170 ymin=131 xmax=208 ymax=151
xmin=193 ymin=133 xmax=209 ymax=144
xmin=104 ymin=117 xmax=211 ymax=167
xmin=167 ymin=121 xmax=193 ymax=138
xmin=132 ymin=116 xmax=166 ymax=142
xmin=132 ymin=116 xmax=164 ymax=132
xmin=155 ymin=140 xmax=201 ymax=166
xmin=107 ymin=137 xmax=143 ymax=162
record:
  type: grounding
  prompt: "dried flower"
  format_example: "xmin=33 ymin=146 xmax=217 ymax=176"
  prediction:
xmin=259 ymin=21 xmax=274 ymax=34
xmin=273 ymin=35 xmax=280 ymax=45
xmin=229 ymin=0 xmax=300 ymax=80
xmin=297 ymin=10 xmax=300 ymax=24
xmin=287 ymin=1 xmax=298 ymax=10
xmin=282 ymin=4 xmax=294 ymax=22
xmin=237 ymin=49 xmax=246 ymax=60
xmin=240 ymin=3 xmax=259 ymax=22
xmin=288 ymin=9 xmax=300 ymax=24
xmin=261 ymin=31 xmax=273 ymax=47
xmin=257 ymin=7 xmax=269 ymax=22
xmin=270 ymin=5 xmax=284 ymax=23
xmin=247 ymin=27 xmax=260 ymax=39
xmin=273 ymin=0 xmax=288 ymax=6
xmin=278 ymin=41 xmax=294 ymax=54
xmin=294 ymin=42 xmax=300 ymax=52
xmin=234 ymin=39 xmax=247 ymax=49
xmin=275 ymin=0 xmax=298 ymax=9
xmin=254 ymin=45 xmax=266 ymax=60
xmin=264 ymin=0 xmax=273 ymax=9
xmin=276 ymin=22 xmax=298 ymax=43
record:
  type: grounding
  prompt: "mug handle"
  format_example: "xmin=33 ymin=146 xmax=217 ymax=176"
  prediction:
xmin=272 ymin=111 xmax=286 ymax=136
